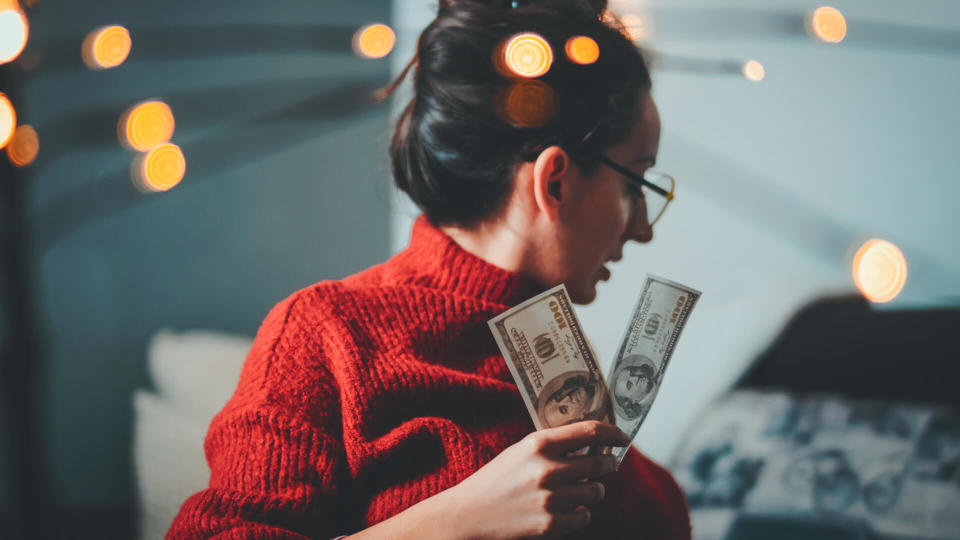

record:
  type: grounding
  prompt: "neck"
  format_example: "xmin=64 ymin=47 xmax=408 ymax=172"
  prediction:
xmin=440 ymin=213 xmax=540 ymax=280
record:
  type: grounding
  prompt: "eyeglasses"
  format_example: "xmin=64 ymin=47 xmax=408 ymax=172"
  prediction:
xmin=597 ymin=156 xmax=675 ymax=226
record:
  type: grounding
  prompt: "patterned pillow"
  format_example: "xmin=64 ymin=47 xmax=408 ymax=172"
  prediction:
xmin=668 ymin=390 xmax=960 ymax=540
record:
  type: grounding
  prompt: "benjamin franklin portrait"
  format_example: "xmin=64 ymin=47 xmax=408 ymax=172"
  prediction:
xmin=611 ymin=354 xmax=658 ymax=420
xmin=537 ymin=370 xmax=614 ymax=428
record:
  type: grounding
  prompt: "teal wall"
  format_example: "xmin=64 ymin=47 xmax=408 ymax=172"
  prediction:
xmin=5 ymin=0 xmax=393 ymax=513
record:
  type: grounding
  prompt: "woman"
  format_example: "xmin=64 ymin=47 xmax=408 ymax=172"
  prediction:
xmin=168 ymin=0 xmax=690 ymax=538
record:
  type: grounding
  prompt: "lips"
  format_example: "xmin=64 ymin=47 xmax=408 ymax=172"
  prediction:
xmin=600 ymin=266 xmax=611 ymax=281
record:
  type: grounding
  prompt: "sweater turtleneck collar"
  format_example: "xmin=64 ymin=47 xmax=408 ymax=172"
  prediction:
xmin=396 ymin=215 xmax=544 ymax=307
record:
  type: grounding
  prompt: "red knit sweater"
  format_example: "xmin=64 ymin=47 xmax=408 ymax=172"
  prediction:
xmin=168 ymin=216 xmax=691 ymax=539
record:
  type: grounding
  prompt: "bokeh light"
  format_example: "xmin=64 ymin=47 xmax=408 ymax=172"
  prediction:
xmin=353 ymin=23 xmax=395 ymax=59
xmin=6 ymin=124 xmax=37 ymax=166
xmin=82 ymin=25 xmax=131 ymax=70
xmin=119 ymin=100 xmax=175 ymax=152
xmin=600 ymin=10 xmax=622 ymax=31
xmin=0 ymin=1 xmax=29 ymax=65
xmin=620 ymin=14 xmax=646 ymax=42
xmin=0 ymin=93 xmax=16 ymax=150
xmin=810 ymin=6 xmax=847 ymax=43
xmin=503 ymin=79 xmax=557 ymax=128
xmin=852 ymin=239 xmax=907 ymax=303
xmin=504 ymin=33 xmax=553 ymax=78
xmin=135 ymin=143 xmax=185 ymax=192
xmin=743 ymin=60 xmax=765 ymax=82
xmin=565 ymin=36 xmax=599 ymax=65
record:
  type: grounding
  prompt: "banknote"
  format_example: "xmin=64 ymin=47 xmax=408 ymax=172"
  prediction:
xmin=607 ymin=275 xmax=701 ymax=463
xmin=488 ymin=284 xmax=615 ymax=451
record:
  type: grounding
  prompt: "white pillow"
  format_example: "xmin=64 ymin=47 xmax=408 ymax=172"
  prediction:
xmin=134 ymin=329 xmax=252 ymax=540
xmin=133 ymin=390 xmax=215 ymax=540
xmin=146 ymin=328 xmax=251 ymax=413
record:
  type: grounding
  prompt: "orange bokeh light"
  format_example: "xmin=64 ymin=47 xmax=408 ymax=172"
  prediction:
xmin=565 ymin=36 xmax=599 ymax=65
xmin=82 ymin=25 xmax=131 ymax=70
xmin=504 ymin=33 xmax=553 ymax=78
xmin=6 ymin=124 xmax=38 ymax=166
xmin=852 ymin=239 xmax=907 ymax=303
xmin=353 ymin=23 xmax=396 ymax=59
xmin=620 ymin=14 xmax=646 ymax=41
xmin=136 ymin=143 xmax=185 ymax=192
xmin=503 ymin=79 xmax=557 ymax=128
xmin=119 ymin=100 xmax=175 ymax=152
xmin=743 ymin=60 xmax=765 ymax=81
xmin=811 ymin=6 xmax=846 ymax=43
xmin=0 ymin=1 xmax=28 ymax=65
xmin=0 ymin=93 xmax=15 ymax=149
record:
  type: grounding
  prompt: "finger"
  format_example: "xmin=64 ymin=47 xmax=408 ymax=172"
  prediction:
xmin=547 ymin=454 xmax=618 ymax=484
xmin=543 ymin=482 xmax=606 ymax=513
xmin=544 ymin=506 xmax=591 ymax=538
xmin=536 ymin=421 xmax=630 ymax=456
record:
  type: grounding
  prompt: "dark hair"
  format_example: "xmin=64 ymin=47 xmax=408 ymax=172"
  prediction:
xmin=386 ymin=0 xmax=653 ymax=227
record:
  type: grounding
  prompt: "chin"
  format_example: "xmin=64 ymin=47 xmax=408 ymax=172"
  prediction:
xmin=568 ymin=283 xmax=598 ymax=305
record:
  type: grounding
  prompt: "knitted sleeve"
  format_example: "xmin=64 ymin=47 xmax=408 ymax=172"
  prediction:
xmin=167 ymin=290 xmax=347 ymax=539
xmin=631 ymin=446 xmax=692 ymax=540
xmin=647 ymin=453 xmax=692 ymax=540
xmin=587 ymin=447 xmax=691 ymax=540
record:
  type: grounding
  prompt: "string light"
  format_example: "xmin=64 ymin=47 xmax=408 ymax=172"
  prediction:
xmin=0 ymin=93 xmax=15 ymax=150
xmin=0 ymin=0 xmax=29 ymax=65
xmin=135 ymin=143 xmax=185 ymax=192
xmin=565 ymin=36 xmax=599 ymax=65
xmin=742 ymin=60 xmax=765 ymax=82
xmin=810 ymin=6 xmax=847 ymax=43
xmin=6 ymin=124 xmax=37 ymax=166
xmin=82 ymin=25 xmax=131 ymax=70
xmin=852 ymin=239 xmax=907 ymax=303
xmin=503 ymin=33 xmax=553 ymax=78
xmin=353 ymin=23 xmax=395 ymax=59
xmin=119 ymin=100 xmax=175 ymax=152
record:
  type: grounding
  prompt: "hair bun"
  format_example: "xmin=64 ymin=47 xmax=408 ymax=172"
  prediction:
xmin=389 ymin=0 xmax=648 ymax=227
xmin=438 ymin=0 xmax=607 ymax=16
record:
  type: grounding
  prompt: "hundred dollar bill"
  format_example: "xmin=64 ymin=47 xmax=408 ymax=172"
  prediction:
xmin=488 ymin=285 xmax=615 ymax=449
xmin=608 ymin=275 xmax=701 ymax=464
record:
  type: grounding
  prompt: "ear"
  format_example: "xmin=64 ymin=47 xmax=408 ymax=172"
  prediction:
xmin=531 ymin=146 xmax=571 ymax=222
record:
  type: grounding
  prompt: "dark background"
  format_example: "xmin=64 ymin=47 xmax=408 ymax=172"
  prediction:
xmin=1 ymin=1 xmax=393 ymax=538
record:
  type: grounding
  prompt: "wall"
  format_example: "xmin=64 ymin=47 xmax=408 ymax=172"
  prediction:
xmin=389 ymin=0 xmax=960 ymax=463
xmin=4 ymin=0 xmax=394 ymax=516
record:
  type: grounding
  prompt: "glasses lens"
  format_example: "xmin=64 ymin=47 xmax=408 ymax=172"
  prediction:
xmin=643 ymin=171 xmax=674 ymax=225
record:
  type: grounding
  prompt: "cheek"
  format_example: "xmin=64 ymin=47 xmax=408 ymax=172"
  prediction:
xmin=563 ymin=181 xmax=631 ymax=279
xmin=591 ymin=195 xmax=631 ymax=246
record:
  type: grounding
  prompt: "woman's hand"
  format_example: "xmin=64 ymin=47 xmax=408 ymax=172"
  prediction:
xmin=346 ymin=420 xmax=630 ymax=540
xmin=437 ymin=420 xmax=631 ymax=540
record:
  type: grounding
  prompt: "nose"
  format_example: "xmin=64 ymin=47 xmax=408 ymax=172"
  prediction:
xmin=626 ymin=203 xmax=654 ymax=243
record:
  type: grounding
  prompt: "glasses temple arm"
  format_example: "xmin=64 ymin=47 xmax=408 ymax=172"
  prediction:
xmin=597 ymin=156 xmax=671 ymax=199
